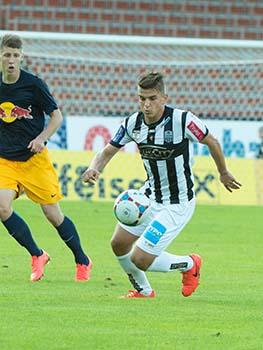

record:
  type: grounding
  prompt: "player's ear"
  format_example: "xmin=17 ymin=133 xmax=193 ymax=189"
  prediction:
xmin=162 ymin=93 xmax=168 ymax=103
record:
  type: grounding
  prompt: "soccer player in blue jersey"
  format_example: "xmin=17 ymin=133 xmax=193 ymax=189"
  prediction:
xmin=82 ymin=72 xmax=241 ymax=298
xmin=0 ymin=34 xmax=92 ymax=282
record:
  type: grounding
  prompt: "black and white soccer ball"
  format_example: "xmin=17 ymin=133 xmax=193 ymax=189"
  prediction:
xmin=113 ymin=189 xmax=151 ymax=226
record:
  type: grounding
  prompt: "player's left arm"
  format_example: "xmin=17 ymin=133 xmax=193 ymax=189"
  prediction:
xmin=201 ymin=132 xmax=242 ymax=192
xmin=27 ymin=109 xmax=63 ymax=153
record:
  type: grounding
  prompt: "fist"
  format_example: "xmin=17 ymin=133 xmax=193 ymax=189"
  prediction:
xmin=82 ymin=168 xmax=100 ymax=184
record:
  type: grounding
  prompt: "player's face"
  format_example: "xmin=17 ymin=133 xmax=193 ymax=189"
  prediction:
xmin=137 ymin=87 xmax=168 ymax=123
xmin=0 ymin=46 xmax=23 ymax=82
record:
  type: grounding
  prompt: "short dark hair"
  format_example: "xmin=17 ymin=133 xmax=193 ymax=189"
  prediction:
xmin=0 ymin=34 xmax=23 ymax=50
xmin=138 ymin=72 xmax=165 ymax=94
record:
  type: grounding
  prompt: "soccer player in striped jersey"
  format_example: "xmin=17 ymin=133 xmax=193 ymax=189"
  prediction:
xmin=82 ymin=72 xmax=241 ymax=298
xmin=256 ymin=125 xmax=263 ymax=158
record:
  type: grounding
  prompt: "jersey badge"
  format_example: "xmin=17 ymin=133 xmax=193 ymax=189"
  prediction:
xmin=164 ymin=130 xmax=173 ymax=143
xmin=132 ymin=129 xmax=141 ymax=141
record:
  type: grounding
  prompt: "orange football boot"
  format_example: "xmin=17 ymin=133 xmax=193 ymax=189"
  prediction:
xmin=31 ymin=251 xmax=50 ymax=282
xmin=181 ymin=254 xmax=202 ymax=297
xmin=75 ymin=259 xmax=93 ymax=281
xmin=120 ymin=290 xmax=156 ymax=298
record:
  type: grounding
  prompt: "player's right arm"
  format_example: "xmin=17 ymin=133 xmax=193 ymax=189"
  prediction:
xmin=82 ymin=116 xmax=133 ymax=184
xmin=82 ymin=144 xmax=120 ymax=184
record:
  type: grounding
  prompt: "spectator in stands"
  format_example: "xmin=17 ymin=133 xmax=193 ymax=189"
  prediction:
xmin=256 ymin=126 xmax=263 ymax=159
xmin=0 ymin=34 xmax=92 ymax=282
xmin=82 ymin=71 xmax=241 ymax=298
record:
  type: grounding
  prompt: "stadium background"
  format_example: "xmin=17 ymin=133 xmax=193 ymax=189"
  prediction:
xmin=1 ymin=0 xmax=262 ymax=205
xmin=1 ymin=5 xmax=262 ymax=350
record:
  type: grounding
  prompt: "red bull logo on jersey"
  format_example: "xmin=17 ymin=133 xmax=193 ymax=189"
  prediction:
xmin=0 ymin=102 xmax=33 ymax=123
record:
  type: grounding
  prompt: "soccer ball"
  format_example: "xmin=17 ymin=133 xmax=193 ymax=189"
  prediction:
xmin=113 ymin=189 xmax=151 ymax=226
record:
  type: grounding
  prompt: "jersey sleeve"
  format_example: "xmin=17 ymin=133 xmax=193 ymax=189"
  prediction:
xmin=110 ymin=117 xmax=133 ymax=148
xmin=185 ymin=111 xmax=209 ymax=142
xmin=35 ymin=77 xmax=58 ymax=115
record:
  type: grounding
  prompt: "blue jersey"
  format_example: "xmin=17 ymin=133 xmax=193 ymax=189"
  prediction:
xmin=0 ymin=69 xmax=58 ymax=161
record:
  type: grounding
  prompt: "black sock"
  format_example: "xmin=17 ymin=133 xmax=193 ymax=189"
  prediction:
xmin=2 ymin=212 xmax=42 ymax=256
xmin=56 ymin=216 xmax=89 ymax=265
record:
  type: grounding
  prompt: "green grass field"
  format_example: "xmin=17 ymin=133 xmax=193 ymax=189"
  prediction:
xmin=0 ymin=200 xmax=262 ymax=350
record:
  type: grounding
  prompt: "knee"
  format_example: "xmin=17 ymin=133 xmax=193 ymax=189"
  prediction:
xmin=42 ymin=207 xmax=64 ymax=227
xmin=110 ymin=236 xmax=130 ymax=256
xmin=130 ymin=255 xmax=149 ymax=271
xmin=0 ymin=205 xmax=12 ymax=221
xmin=50 ymin=214 xmax=64 ymax=227
xmin=111 ymin=236 xmax=122 ymax=255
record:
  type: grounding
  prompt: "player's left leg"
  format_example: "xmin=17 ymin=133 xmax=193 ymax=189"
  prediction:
xmin=133 ymin=198 xmax=202 ymax=297
xmin=41 ymin=202 xmax=92 ymax=281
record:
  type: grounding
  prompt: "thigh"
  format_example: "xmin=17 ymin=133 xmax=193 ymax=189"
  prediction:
xmin=136 ymin=199 xmax=196 ymax=256
xmin=111 ymin=223 xmax=139 ymax=255
xmin=0 ymin=157 xmax=22 ymax=194
xmin=21 ymin=148 xmax=63 ymax=205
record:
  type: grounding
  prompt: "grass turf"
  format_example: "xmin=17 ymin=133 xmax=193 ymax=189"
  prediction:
xmin=0 ymin=200 xmax=262 ymax=350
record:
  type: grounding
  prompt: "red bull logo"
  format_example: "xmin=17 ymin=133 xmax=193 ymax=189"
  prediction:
xmin=0 ymin=102 xmax=33 ymax=123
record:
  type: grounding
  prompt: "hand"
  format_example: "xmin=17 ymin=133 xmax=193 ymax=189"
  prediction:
xmin=27 ymin=136 xmax=46 ymax=153
xmin=220 ymin=170 xmax=242 ymax=192
xmin=82 ymin=168 xmax=100 ymax=184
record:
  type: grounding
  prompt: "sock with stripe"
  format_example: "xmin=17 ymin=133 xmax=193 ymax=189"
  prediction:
xmin=147 ymin=251 xmax=193 ymax=272
xmin=2 ymin=212 xmax=42 ymax=256
xmin=56 ymin=216 xmax=89 ymax=265
xmin=117 ymin=251 xmax=153 ymax=295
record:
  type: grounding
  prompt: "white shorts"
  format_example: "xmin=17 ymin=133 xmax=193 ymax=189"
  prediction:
xmin=119 ymin=198 xmax=196 ymax=256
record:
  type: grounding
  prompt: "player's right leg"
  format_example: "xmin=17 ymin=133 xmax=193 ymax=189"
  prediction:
xmin=111 ymin=224 xmax=155 ymax=298
xmin=0 ymin=188 xmax=48 ymax=281
xmin=21 ymin=148 xmax=92 ymax=281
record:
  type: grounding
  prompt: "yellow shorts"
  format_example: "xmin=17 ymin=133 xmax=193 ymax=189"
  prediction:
xmin=0 ymin=148 xmax=62 ymax=204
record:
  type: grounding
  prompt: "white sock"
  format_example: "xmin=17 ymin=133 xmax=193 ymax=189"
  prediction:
xmin=117 ymin=252 xmax=153 ymax=295
xmin=147 ymin=252 xmax=193 ymax=272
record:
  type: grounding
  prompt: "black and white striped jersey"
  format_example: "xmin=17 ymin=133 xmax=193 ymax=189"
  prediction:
xmin=256 ymin=141 xmax=263 ymax=159
xmin=110 ymin=106 xmax=209 ymax=204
